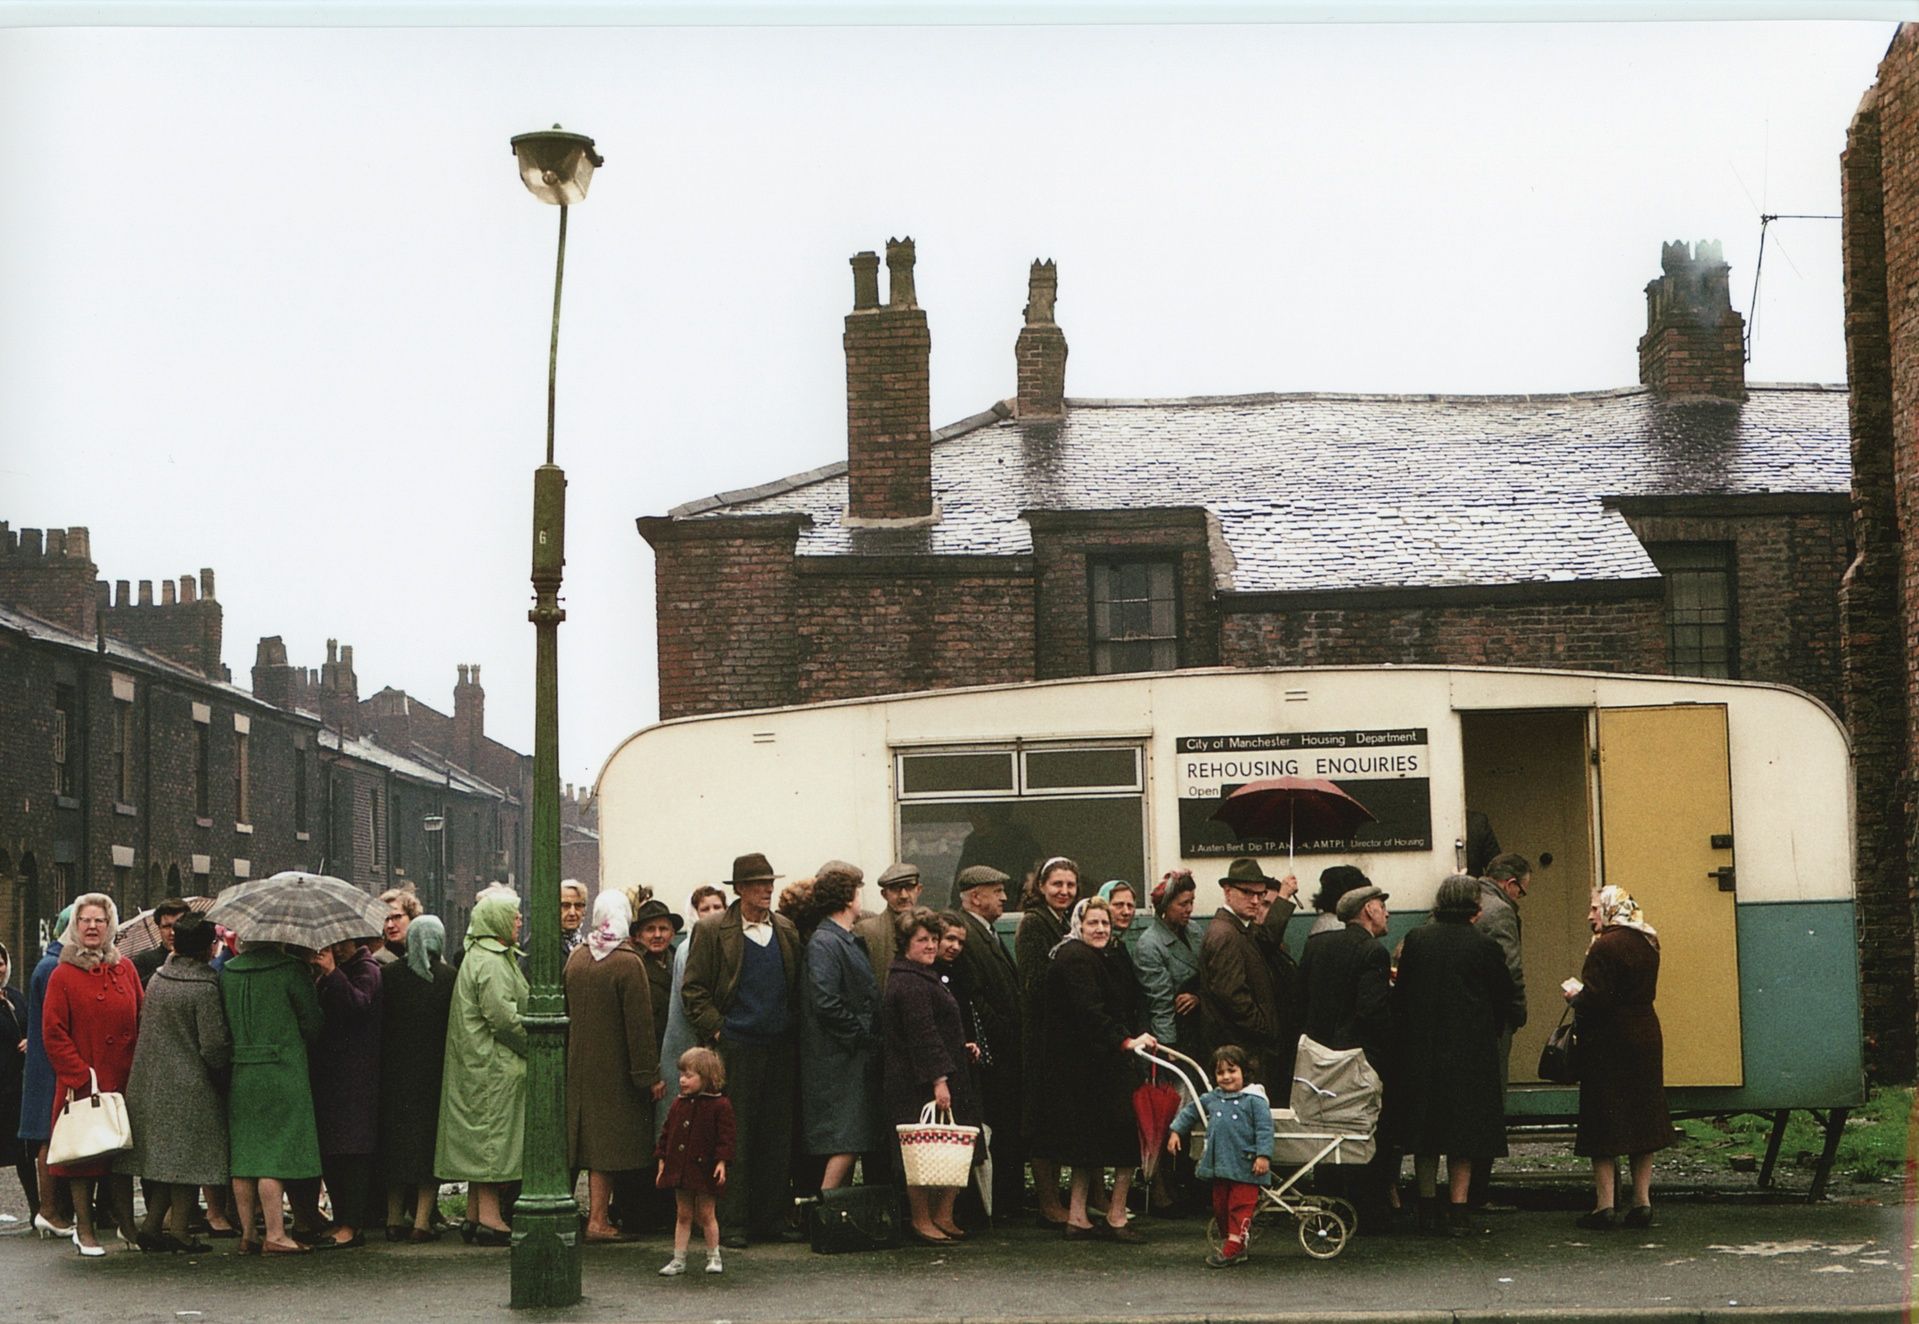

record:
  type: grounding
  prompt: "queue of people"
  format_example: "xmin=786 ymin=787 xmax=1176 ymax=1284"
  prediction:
xmin=0 ymin=849 xmax=1670 ymax=1269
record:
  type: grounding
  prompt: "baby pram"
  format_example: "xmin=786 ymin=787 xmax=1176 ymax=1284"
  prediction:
xmin=1136 ymin=1035 xmax=1381 ymax=1260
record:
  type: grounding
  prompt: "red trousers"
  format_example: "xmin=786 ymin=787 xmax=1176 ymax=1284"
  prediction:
xmin=1211 ymin=1180 xmax=1260 ymax=1255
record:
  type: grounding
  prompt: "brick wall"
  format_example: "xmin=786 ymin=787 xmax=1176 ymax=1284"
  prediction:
xmin=641 ymin=514 xmax=808 ymax=719
xmin=1030 ymin=509 xmax=1221 ymax=679
xmin=795 ymin=561 xmax=1036 ymax=702
xmin=1622 ymin=506 xmax=1853 ymax=716
xmin=1845 ymin=25 xmax=1919 ymax=1082
xmin=1220 ymin=588 xmax=1670 ymax=673
xmin=0 ymin=526 xmax=96 ymax=639
xmin=98 ymin=571 xmax=222 ymax=679
xmin=845 ymin=240 xmax=934 ymax=522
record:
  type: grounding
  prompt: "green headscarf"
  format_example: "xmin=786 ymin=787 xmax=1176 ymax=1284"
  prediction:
xmin=405 ymin=914 xmax=446 ymax=981
xmin=465 ymin=894 xmax=522 ymax=955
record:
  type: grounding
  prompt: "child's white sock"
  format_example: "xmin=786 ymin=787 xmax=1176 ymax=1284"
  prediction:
xmin=658 ymin=1253 xmax=686 ymax=1277
xmin=705 ymin=1247 xmax=723 ymax=1273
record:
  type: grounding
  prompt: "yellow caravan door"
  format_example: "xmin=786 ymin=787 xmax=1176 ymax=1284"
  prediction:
xmin=1595 ymin=704 xmax=1742 ymax=1087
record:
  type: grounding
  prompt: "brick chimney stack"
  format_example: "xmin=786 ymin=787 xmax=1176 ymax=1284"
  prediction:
xmin=0 ymin=523 xmax=99 ymax=638
xmin=1015 ymin=259 xmax=1068 ymax=419
xmin=1639 ymin=239 xmax=1747 ymax=402
xmin=318 ymin=638 xmax=361 ymax=738
xmin=844 ymin=237 xmax=936 ymax=524
xmin=454 ymin=662 xmax=485 ymax=774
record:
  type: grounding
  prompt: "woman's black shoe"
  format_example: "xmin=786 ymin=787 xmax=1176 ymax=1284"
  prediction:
xmin=1575 ymin=1207 xmax=1619 ymax=1231
xmin=1621 ymin=1205 xmax=1654 ymax=1229
xmin=471 ymin=1226 xmax=512 ymax=1248
xmin=459 ymin=1220 xmax=478 ymax=1245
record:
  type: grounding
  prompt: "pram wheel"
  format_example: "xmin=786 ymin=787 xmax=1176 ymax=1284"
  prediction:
xmin=1296 ymin=1205 xmax=1349 ymax=1260
xmin=1305 ymin=1194 xmax=1358 ymax=1234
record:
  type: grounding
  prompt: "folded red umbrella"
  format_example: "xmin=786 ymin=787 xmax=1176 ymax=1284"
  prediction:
xmin=1133 ymin=1069 xmax=1185 ymax=1180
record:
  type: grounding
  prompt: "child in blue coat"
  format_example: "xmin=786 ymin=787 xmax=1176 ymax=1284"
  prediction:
xmin=1167 ymin=1044 xmax=1273 ymax=1267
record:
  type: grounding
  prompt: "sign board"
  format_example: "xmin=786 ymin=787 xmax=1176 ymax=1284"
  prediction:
xmin=1176 ymin=728 xmax=1433 ymax=856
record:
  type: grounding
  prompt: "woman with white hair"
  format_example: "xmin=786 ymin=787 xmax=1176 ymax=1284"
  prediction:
xmin=563 ymin=889 xmax=658 ymax=1242
xmin=40 ymin=893 xmax=143 ymax=1256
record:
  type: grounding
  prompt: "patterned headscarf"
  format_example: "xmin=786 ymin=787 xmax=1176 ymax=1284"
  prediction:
xmin=1049 ymin=896 xmax=1118 ymax=959
xmin=1593 ymin=885 xmax=1659 ymax=950
xmin=404 ymin=915 xmax=446 ymax=982
xmin=59 ymin=893 xmax=121 ymax=970
xmin=586 ymin=891 xmax=631 ymax=962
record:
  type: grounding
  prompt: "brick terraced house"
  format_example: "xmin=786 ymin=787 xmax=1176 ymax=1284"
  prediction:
xmin=0 ymin=524 xmax=540 ymax=965
xmin=638 ymin=235 xmax=1869 ymax=1062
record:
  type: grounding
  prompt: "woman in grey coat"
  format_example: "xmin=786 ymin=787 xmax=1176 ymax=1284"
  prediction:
xmin=798 ymin=866 xmax=882 ymax=1188
xmin=120 ymin=916 xmax=232 ymax=1252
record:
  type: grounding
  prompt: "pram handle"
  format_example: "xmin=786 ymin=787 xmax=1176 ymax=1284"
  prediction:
xmin=1132 ymin=1043 xmax=1212 ymax=1114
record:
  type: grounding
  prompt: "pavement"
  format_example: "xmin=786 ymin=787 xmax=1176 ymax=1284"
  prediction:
xmin=0 ymin=1185 xmax=1912 ymax=1324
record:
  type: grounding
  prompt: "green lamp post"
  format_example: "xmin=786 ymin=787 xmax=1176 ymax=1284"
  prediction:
xmin=507 ymin=123 xmax=601 ymax=1310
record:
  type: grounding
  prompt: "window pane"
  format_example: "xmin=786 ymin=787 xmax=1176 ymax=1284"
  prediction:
xmin=1024 ymin=748 xmax=1140 ymax=791
xmin=1147 ymin=562 xmax=1176 ymax=598
xmin=1109 ymin=639 xmax=1155 ymax=673
xmin=1151 ymin=637 xmax=1179 ymax=670
xmin=898 ymin=794 xmax=1146 ymax=911
xmin=1149 ymin=596 xmax=1176 ymax=638
xmin=899 ymin=751 xmax=1016 ymax=795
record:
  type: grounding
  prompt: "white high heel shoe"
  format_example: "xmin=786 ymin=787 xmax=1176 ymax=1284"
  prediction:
xmin=32 ymin=1213 xmax=72 ymax=1239
xmin=71 ymin=1227 xmax=106 ymax=1258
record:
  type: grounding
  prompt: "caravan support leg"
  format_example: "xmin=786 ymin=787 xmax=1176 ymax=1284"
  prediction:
xmin=1808 ymin=1108 xmax=1849 ymax=1203
xmin=1756 ymin=1110 xmax=1790 ymax=1190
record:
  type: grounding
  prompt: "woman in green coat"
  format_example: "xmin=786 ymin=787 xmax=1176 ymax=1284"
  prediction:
xmin=222 ymin=941 xmax=325 ymax=1254
xmin=435 ymin=894 xmax=527 ymax=1244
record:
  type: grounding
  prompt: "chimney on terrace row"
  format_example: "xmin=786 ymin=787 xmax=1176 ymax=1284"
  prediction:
xmin=1638 ymin=239 xmax=1746 ymax=402
xmin=844 ymin=237 xmax=937 ymax=525
xmin=1015 ymin=259 xmax=1068 ymax=419
xmin=454 ymin=663 xmax=485 ymax=774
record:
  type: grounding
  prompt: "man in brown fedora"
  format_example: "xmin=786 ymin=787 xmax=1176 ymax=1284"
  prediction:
xmin=1197 ymin=857 xmax=1301 ymax=1090
xmin=680 ymin=852 xmax=805 ymax=1246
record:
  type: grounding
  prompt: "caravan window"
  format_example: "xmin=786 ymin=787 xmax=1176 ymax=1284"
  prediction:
xmin=895 ymin=744 xmax=1146 ymax=908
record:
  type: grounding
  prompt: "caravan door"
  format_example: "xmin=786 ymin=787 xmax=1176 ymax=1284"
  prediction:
xmin=1595 ymin=704 xmax=1743 ymax=1087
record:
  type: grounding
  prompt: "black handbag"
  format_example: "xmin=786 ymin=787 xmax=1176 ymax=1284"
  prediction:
xmin=808 ymin=1184 xmax=903 ymax=1254
xmin=1537 ymin=1007 xmax=1580 ymax=1084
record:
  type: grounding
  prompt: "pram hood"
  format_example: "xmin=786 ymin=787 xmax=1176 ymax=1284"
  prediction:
xmin=1288 ymin=1035 xmax=1381 ymax=1137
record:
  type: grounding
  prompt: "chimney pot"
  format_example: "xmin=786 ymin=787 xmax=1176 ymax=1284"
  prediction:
xmin=115 ymin=579 xmax=130 ymax=607
xmin=67 ymin=527 xmax=89 ymax=561
xmin=885 ymin=237 xmax=918 ymax=308
xmin=471 ymin=664 xmax=480 ymax=685
xmin=1015 ymin=258 xmax=1069 ymax=419
xmin=21 ymin=529 xmax=43 ymax=557
xmin=327 ymin=638 xmax=339 ymax=663
xmin=162 ymin=580 xmax=176 ymax=606
xmin=199 ymin=568 xmax=215 ymax=599
xmin=458 ymin=664 xmax=469 ymax=686
xmin=1639 ymin=238 xmax=1746 ymax=401
xmin=47 ymin=529 xmax=66 ymax=557
xmin=850 ymin=251 xmax=880 ymax=311
xmin=138 ymin=580 xmax=153 ymax=606
xmin=179 ymin=574 xmax=196 ymax=604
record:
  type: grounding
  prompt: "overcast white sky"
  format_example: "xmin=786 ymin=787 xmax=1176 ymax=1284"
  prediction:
xmin=0 ymin=9 xmax=1900 ymax=790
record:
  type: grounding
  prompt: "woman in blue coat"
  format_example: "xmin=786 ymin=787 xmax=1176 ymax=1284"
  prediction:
xmin=17 ymin=904 xmax=72 ymax=1237
xmin=798 ymin=866 xmax=882 ymax=1190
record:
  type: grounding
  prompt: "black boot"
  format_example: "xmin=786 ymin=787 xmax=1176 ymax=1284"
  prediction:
xmin=1447 ymin=1201 xmax=1488 ymax=1237
xmin=1414 ymin=1196 xmax=1445 ymax=1236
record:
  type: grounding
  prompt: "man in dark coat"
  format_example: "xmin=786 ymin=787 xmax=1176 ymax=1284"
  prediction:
xmin=132 ymin=897 xmax=192 ymax=985
xmin=1197 ymin=858 xmax=1298 ymax=1088
xmin=854 ymin=862 xmax=922 ymax=993
xmin=1299 ymin=883 xmax=1395 ymax=1231
xmin=952 ymin=864 xmax=1024 ymax=1221
xmin=680 ymin=852 xmax=805 ymax=1247
xmin=1469 ymin=853 xmax=1531 ymax=1213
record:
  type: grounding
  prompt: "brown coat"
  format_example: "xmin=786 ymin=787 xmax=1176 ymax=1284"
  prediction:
xmin=563 ymin=942 xmax=659 ymax=1172
xmin=1197 ymin=896 xmax=1297 ymax=1082
xmin=679 ymin=900 xmax=802 ymax=1045
xmin=1573 ymin=926 xmax=1671 ymax=1157
xmin=853 ymin=912 xmax=900 ymax=992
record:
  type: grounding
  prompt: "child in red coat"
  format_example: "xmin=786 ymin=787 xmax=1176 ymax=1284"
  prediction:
xmin=655 ymin=1046 xmax=736 ymax=1276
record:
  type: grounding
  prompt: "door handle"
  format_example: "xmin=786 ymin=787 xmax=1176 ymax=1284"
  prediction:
xmin=1708 ymin=866 xmax=1735 ymax=893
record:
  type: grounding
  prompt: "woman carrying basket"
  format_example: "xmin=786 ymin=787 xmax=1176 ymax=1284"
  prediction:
xmin=882 ymin=907 xmax=980 ymax=1246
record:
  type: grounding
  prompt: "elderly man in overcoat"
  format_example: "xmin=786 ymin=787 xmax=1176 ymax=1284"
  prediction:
xmin=680 ymin=852 xmax=805 ymax=1247
xmin=854 ymin=862 xmax=923 ymax=993
xmin=1300 ymin=883 xmax=1396 ymax=1232
xmin=1468 ymin=852 xmax=1531 ymax=1212
xmin=1197 ymin=858 xmax=1299 ymax=1088
xmin=952 ymin=864 xmax=1024 ymax=1221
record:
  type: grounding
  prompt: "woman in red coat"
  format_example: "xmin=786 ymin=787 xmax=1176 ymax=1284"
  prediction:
xmin=42 ymin=893 xmax=143 ymax=1256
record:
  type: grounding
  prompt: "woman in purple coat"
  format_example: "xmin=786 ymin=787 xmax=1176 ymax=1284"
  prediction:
xmin=306 ymin=935 xmax=383 ymax=1248
xmin=882 ymin=908 xmax=980 ymax=1246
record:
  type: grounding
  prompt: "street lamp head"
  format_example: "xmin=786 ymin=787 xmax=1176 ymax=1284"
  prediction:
xmin=510 ymin=126 xmax=603 ymax=205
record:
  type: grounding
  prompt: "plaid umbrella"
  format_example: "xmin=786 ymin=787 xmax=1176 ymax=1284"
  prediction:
xmin=206 ymin=871 xmax=389 ymax=949
xmin=116 ymin=896 xmax=216 ymax=957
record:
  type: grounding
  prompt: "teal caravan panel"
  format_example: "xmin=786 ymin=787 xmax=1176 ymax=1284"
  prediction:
xmin=1507 ymin=899 xmax=1864 ymax=1118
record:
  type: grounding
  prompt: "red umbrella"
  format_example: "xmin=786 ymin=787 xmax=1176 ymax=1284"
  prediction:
xmin=1209 ymin=776 xmax=1377 ymax=865
xmin=1132 ymin=1068 xmax=1184 ymax=1181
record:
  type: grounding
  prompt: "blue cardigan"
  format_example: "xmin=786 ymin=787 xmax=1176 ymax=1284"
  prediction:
xmin=1170 ymin=1085 xmax=1274 ymax=1186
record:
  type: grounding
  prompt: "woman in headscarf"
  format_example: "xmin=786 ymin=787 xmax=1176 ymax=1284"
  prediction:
xmin=437 ymin=891 xmax=528 ymax=1245
xmin=40 ymin=893 xmax=143 ymax=1255
xmin=1015 ymin=856 xmax=1080 ymax=1226
xmin=224 ymin=934 xmax=325 ymax=1255
xmin=18 ymin=904 xmax=74 ymax=1238
xmin=1566 ymin=884 xmax=1671 ymax=1231
xmin=563 ymin=889 xmax=659 ymax=1243
xmin=1389 ymin=874 xmax=1513 ymax=1236
xmin=119 ymin=915 xmax=232 ymax=1252
xmin=1036 ymin=895 xmax=1156 ymax=1243
xmin=377 ymin=914 xmax=455 ymax=1242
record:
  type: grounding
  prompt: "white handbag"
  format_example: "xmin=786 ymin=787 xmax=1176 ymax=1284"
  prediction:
xmin=895 ymin=1102 xmax=979 ymax=1188
xmin=47 ymin=1069 xmax=133 ymax=1167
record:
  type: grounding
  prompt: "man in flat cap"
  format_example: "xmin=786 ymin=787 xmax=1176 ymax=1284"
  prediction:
xmin=1197 ymin=857 xmax=1301 ymax=1091
xmin=953 ymin=864 xmax=1024 ymax=1221
xmin=1299 ymin=880 xmax=1395 ymax=1231
xmin=680 ymin=852 xmax=805 ymax=1246
xmin=855 ymin=861 xmax=923 ymax=993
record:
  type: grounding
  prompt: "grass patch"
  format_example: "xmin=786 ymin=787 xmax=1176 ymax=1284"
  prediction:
xmin=1671 ymin=1086 xmax=1912 ymax=1184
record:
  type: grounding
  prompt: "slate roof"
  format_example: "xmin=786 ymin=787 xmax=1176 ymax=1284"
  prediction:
xmin=0 ymin=600 xmax=281 ymax=711
xmin=670 ymin=385 xmax=1850 ymax=593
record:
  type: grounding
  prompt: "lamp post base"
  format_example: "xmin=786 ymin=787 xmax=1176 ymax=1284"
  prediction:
xmin=509 ymin=1197 xmax=583 ymax=1309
